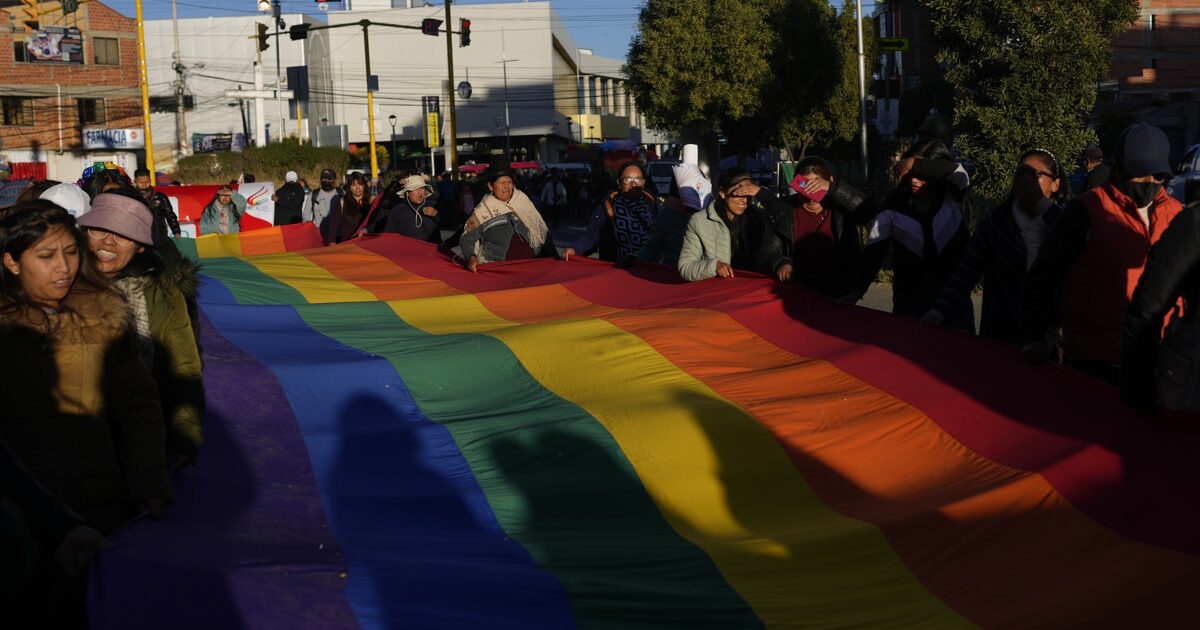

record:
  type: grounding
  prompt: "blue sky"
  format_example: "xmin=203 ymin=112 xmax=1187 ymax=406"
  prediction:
xmin=104 ymin=0 xmax=646 ymax=60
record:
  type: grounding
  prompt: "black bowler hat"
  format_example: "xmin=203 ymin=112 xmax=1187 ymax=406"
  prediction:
xmin=486 ymin=154 xmax=513 ymax=183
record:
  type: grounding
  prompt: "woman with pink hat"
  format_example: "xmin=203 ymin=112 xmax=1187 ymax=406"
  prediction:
xmin=77 ymin=192 xmax=205 ymax=471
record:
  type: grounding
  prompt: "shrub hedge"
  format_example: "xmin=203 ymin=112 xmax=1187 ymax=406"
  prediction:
xmin=173 ymin=139 xmax=351 ymax=186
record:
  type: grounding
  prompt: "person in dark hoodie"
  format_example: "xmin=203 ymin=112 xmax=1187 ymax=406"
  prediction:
xmin=1022 ymin=123 xmax=1185 ymax=385
xmin=922 ymin=148 xmax=1070 ymax=344
xmin=848 ymin=139 xmax=974 ymax=331
xmin=383 ymin=175 xmax=442 ymax=243
xmin=273 ymin=171 xmax=306 ymax=225
xmin=759 ymin=155 xmax=871 ymax=297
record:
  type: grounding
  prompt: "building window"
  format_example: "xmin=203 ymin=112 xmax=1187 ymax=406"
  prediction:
xmin=94 ymin=37 xmax=119 ymax=66
xmin=77 ymin=98 xmax=106 ymax=126
xmin=2 ymin=97 xmax=34 ymax=126
xmin=13 ymin=40 xmax=29 ymax=63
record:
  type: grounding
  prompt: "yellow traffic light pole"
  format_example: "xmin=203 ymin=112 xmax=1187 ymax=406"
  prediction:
xmin=361 ymin=21 xmax=379 ymax=181
xmin=134 ymin=0 xmax=156 ymax=185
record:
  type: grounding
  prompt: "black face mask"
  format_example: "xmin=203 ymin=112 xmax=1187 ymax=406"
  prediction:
xmin=320 ymin=181 xmax=334 ymax=192
xmin=1116 ymin=180 xmax=1162 ymax=208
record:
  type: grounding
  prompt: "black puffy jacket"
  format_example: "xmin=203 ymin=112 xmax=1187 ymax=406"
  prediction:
xmin=1121 ymin=202 xmax=1200 ymax=405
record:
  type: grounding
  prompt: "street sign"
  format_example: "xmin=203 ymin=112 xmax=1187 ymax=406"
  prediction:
xmin=424 ymin=96 xmax=441 ymax=148
xmin=427 ymin=113 xmax=441 ymax=148
xmin=879 ymin=37 xmax=909 ymax=52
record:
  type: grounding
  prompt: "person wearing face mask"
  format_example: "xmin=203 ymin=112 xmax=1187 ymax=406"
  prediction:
xmin=1021 ymin=123 xmax=1184 ymax=385
xmin=848 ymin=139 xmax=974 ymax=331
xmin=677 ymin=167 xmax=768 ymax=282
xmin=759 ymin=156 xmax=871 ymax=297
xmin=306 ymin=168 xmax=341 ymax=227
xmin=383 ymin=175 xmax=442 ymax=244
xmin=563 ymin=162 xmax=661 ymax=262
xmin=921 ymin=149 xmax=1070 ymax=345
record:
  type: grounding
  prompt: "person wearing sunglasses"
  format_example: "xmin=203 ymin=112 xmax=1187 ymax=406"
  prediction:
xmin=564 ymin=162 xmax=661 ymax=262
xmin=1021 ymin=123 xmax=1186 ymax=385
xmin=78 ymin=192 xmax=205 ymax=473
xmin=922 ymin=149 xmax=1069 ymax=345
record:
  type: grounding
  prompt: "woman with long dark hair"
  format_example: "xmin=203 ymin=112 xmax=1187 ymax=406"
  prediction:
xmin=922 ymin=149 xmax=1071 ymax=344
xmin=849 ymin=139 xmax=975 ymax=331
xmin=323 ymin=172 xmax=371 ymax=244
xmin=0 ymin=200 xmax=172 ymax=534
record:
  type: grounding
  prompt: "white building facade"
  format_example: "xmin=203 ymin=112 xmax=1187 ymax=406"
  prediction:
xmin=143 ymin=13 xmax=332 ymax=160
xmin=146 ymin=1 xmax=669 ymax=168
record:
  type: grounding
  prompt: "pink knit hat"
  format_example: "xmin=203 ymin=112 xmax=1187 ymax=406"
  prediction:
xmin=76 ymin=193 xmax=155 ymax=246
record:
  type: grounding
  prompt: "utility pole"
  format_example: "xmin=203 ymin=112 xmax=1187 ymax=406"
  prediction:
xmin=444 ymin=0 xmax=458 ymax=177
xmin=856 ymin=0 xmax=869 ymax=180
xmin=361 ymin=21 xmax=379 ymax=180
xmin=499 ymin=28 xmax=516 ymax=160
xmin=171 ymin=0 xmax=187 ymax=158
xmin=134 ymin=0 xmax=156 ymax=184
xmin=273 ymin=1 xmax=286 ymax=141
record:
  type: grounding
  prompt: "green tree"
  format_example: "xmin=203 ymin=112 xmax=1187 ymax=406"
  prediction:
xmin=928 ymin=0 xmax=1139 ymax=202
xmin=625 ymin=0 xmax=839 ymax=160
xmin=787 ymin=0 xmax=880 ymax=158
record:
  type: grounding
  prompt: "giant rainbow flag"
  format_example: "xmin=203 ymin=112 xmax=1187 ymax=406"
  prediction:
xmin=90 ymin=223 xmax=1199 ymax=628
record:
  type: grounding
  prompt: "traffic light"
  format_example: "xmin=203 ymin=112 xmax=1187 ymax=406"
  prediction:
xmin=257 ymin=22 xmax=270 ymax=52
xmin=289 ymin=23 xmax=311 ymax=40
xmin=421 ymin=18 xmax=442 ymax=36
xmin=459 ymin=18 xmax=470 ymax=47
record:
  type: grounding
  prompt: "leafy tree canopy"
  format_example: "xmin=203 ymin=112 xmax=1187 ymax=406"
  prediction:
xmin=928 ymin=0 xmax=1139 ymax=202
xmin=625 ymin=0 xmax=844 ymax=154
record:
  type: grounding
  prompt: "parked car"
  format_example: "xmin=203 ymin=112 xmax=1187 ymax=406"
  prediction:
xmin=644 ymin=159 xmax=682 ymax=196
xmin=1167 ymin=143 xmax=1200 ymax=204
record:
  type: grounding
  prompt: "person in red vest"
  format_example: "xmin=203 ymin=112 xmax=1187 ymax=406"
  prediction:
xmin=1021 ymin=123 xmax=1184 ymax=385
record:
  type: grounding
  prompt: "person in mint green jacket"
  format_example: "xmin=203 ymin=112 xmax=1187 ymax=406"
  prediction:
xmin=678 ymin=166 xmax=767 ymax=281
xmin=197 ymin=184 xmax=246 ymax=235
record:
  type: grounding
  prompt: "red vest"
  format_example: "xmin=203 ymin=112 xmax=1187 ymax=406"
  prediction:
xmin=1062 ymin=184 xmax=1183 ymax=364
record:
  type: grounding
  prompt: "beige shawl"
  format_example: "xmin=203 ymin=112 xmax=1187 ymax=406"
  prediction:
xmin=464 ymin=189 xmax=549 ymax=254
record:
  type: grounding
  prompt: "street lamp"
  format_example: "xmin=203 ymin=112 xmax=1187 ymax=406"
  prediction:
xmin=588 ymin=125 xmax=595 ymax=143
xmin=388 ymin=114 xmax=397 ymax=171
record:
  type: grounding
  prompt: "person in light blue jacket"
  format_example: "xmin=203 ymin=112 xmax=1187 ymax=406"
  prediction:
xmin=197 ymin=185 xmax=246 ymax=235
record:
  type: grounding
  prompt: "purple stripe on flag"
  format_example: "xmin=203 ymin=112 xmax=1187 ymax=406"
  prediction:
xmin=88 ymin=310 xmax=359 ymax=629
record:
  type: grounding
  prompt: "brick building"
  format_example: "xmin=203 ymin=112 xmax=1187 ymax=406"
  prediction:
xmin=1104 ymin=0 xmax=1200 ymax=161
xmin=0 ymin=0 xmax=145 ymax=181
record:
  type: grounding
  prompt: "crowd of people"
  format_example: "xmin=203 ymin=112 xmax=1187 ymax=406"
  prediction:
xmin=1 ymin=162 xmax=202 ymax=626
xmin=1 ymin=120 xmax=1197 ymax=624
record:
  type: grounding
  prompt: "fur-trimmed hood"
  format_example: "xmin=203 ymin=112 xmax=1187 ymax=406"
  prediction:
xmin=0 ymin=281 xmax=130 ymax=342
